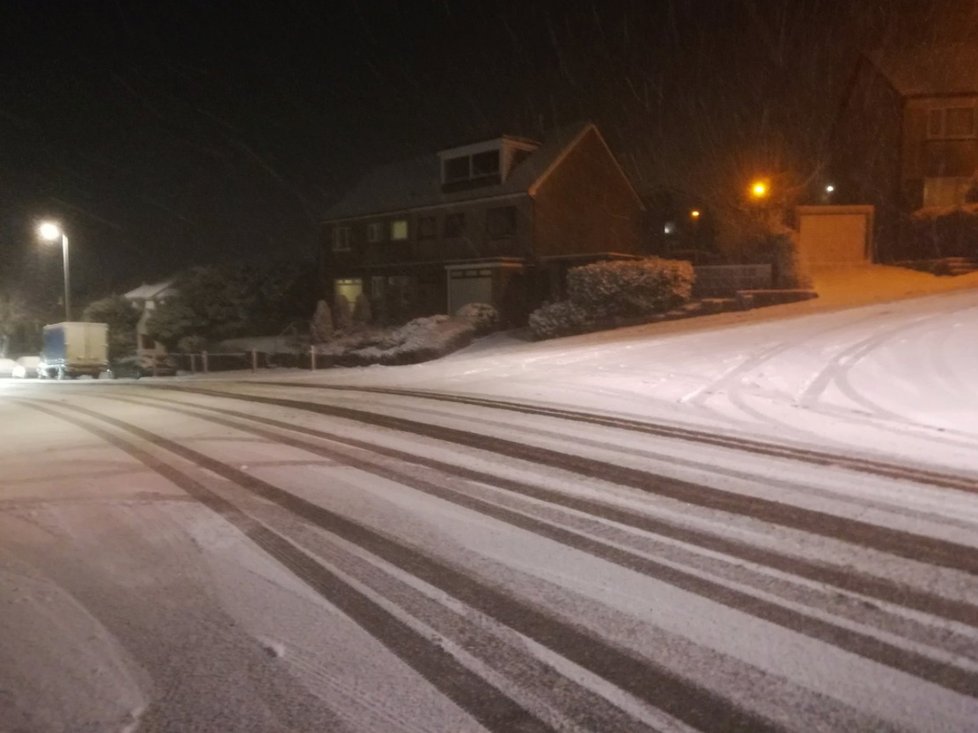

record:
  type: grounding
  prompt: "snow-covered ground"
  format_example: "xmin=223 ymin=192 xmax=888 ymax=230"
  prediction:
xmin=1 ymin=275 xmax=976 ymax=732
xmin=263 ymin=271 xmax=978 ymax=475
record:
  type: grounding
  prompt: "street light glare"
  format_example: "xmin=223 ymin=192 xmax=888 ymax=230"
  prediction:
xmin=750 ymin=180 xmax=769 ymax=199
xmin=38 ymin=222 xmax=63 ymax=241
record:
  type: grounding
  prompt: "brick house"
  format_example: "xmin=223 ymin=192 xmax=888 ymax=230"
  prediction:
xmin=832 ymin=44 xmax=978 ymax=259
xmin=320 ymin=121 xmax=645 ymax=325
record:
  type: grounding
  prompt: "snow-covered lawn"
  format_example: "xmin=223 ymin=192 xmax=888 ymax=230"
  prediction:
xmin=259 ymin=267 xmax=978 ymax=474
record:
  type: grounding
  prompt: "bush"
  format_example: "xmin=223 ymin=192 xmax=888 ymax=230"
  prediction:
xmin=346 ymin=315 xmax=474 ymax=365
xmin=310 ymin=300 xmax=333 ymax=343
xmin=568 ymin=258 xmax=694 ymax=316
xmin=768 ymin=228 xmax=813 ymax=289
xmin=333 ymin=293 xmax=352 ymax=331
xmin=454 ymin=302 xmax=499 ymax=335
xmin=528 ymin=300 xmax=594 ymax=340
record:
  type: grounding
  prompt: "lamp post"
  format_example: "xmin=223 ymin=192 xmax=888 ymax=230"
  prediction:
xmin=38 ymin=222 xmax=71 ymax=321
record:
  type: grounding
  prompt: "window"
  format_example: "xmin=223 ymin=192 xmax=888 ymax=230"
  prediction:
xmin=332 ymin=226 xmax=351 ymax=252
xmin=444 ymin=212 xmax=466 ymax=237
xmin=367 ymin=222 xmax=384 ymax=242
xmin=927 ymin=106 xmax=976 ymax=139
xmin=418 ymin=216 xmax=437 ymax=240
xmin=391 ymin=219 xmax=409 ymax=240
xmin=486 ymin=206 xmax=517 ymax=238
xmin=472 ymin=150 xmax=500 ymax=177
xmin=444 ymin=156 xmax=470 ymax=182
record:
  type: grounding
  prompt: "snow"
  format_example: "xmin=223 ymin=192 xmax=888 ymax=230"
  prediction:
xmin=1 ymin=271 xmax=976 ymax=731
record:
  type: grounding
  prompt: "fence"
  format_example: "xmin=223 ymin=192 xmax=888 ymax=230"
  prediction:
xmin=170 ymin=347 xmax=330 ymax=374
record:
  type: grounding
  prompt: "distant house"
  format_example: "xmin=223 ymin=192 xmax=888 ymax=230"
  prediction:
xmin=123 ymin=280 xmax=176 ymax=358
xmin=320 ymin=121 xmax=645 ymax=324
xmin=833 ymin=44 xmax=978 ymax=259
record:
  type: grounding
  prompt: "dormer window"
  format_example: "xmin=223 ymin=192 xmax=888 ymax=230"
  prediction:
xmin=472 ymin=151 xmax=500 ymax=177
xmin=444 ymin=157 xmax=470 ymax=182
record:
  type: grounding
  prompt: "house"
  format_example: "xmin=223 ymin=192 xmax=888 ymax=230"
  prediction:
xmin=320 ymin=121 xmax=645 ymax=325
xmin=123 ymin=279 xmax=176 ymax=359
xmin=832 ymin=43 xmax=978 ymax=259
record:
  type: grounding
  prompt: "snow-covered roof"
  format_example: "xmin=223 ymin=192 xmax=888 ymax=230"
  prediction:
xmin=323 ymin=121 xmax=598 ymax=221
xmin=869 ymin=43 xmax=978 ymax=97
xmin=123 ymin=280 xmax=177 ymax=301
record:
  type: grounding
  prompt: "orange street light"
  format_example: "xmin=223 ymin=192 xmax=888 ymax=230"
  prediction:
xmin=749 ymin=179 xmax=770 ymax=200
xmin=690 ymin=209 xmax=701 ymax=220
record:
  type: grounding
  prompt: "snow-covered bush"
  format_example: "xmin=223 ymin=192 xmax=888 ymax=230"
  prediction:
xmin=333 ymin=293 xmax=352 ymax=332
xmin=310 ymin=300 xmax=333 ymax=343
xmin=454 ymin=302 xmax=499 ymax=335
xmin=568 ymin=257 xmax=694 ymax=315
xmin=768 ymin=227 xmax=813 ymax=289
xmin=528 ymin=300 xmax=593 ymax=340
xmin=345 ymin=315 xmax=474 ymax=365
xmin=352 ymin=293 xmax=372 ymax=325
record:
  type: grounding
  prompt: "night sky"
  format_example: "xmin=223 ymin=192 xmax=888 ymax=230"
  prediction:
xmin=1 ymin=1 xmax=973 ymax=308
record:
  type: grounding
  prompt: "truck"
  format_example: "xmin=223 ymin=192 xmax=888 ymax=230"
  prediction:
xmin=37 ymin=322 xmax=109 ymax=380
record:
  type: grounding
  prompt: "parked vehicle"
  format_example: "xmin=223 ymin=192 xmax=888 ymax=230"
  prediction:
xmin=11 ymin=356 xmax=41 ymax=378
xmin=109 ymin=353 xmax=178 ymax=379
xmin=36 ymin=322 xmax=109 ymax=380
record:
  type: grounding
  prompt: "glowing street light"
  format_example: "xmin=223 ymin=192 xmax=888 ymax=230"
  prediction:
xmin=825 ymin=184 xmax=835 ymax=194
xmin=749 ymin=179 xmax=770 ymax=200
xmin=38 ymin=221 xmax=71 ymax=321
xmin=690 ymin=209 xmax=701 ymax=220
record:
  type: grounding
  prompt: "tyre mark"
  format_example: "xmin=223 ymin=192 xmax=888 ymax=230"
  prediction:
xmin=27 ymin=396 xmax=785 ymax=733
xmin=157 ymin=385 xmax=978 ymax=576
xmin=102 ymin=392 xmax=978 ymax=696
xmin=15 ymin=398 xmax=556 ymax=733
xmin=125 ymin=389 xmax=978 ymax=628
xmin=247 ymin=381 xmax=978 ymax=494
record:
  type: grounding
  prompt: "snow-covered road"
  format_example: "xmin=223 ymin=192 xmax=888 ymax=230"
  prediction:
xmin=1 ymin=288 xmax=976 ymax=732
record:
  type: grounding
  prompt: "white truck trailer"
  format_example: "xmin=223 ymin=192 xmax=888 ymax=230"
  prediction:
xmin=37 ymin=322 xmax=109 ymax=379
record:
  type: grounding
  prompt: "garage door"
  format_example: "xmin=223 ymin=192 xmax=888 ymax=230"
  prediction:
xmin=447 ymin=269 xmax=493 ymax=314
xmin=797 ymin=206 xmax=874 ymax=267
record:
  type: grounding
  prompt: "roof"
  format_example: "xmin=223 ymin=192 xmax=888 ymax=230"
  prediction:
xmin=124 ymin=280 xmax=176 ymax=300
xmin=322 ymin=121 xmax=596 ymax=221
xmin=869 ymin=43 xmax=978 ymax=97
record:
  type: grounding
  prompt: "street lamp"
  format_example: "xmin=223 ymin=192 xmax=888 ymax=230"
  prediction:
xmin=749 ymin=179 xmax=770 ymax=201
xmin=38 ymin=221 xmax=71 ymax=321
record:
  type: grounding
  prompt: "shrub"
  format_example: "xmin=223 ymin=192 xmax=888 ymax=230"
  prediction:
xmin=310 ymin=300 xmax=333 ymax=343
xmin=454 ymin=302 xmax=499 ymax=335
xmin=333 ymin=293 xmax=352 ymax=331
xmin=768 ymin=228 xmax=813 ymax=289
xmin=528 ymin=300 xmax=593 ymax=340
xmin=567 ymin=257 xmax=694 ymax=316
xmin=347 ymin=315 xmax=474 ymax=365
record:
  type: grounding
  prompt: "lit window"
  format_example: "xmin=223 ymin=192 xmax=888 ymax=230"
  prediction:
xmin=367 ymin=222 xmax=384 ymax=242
xmin=332 ymin=226 xmax=351 ymax=252
xmin=391 ymin=219 xmax=408 ymax=240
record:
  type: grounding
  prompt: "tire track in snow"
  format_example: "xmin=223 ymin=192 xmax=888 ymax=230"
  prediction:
xmin=21 ymin=395 xmax=794 ymax=733
xmin=244 ymin=381 xmax=978 ymax=494
xmin=99 ymin=391 xmax=978 ymax=696
xmin=129 ymin=388 xmax=978 ymax=626
xmin=14 ymin=398 xmax=557 ymax=733
xmin=153 ymin=385 xmax=978 ymax=576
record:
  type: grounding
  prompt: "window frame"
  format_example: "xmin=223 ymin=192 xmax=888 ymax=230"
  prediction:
xmin=926 ymin=105 xmax=977 ymax=140
xmin=367 ymin=222 xmax=384 ymax=243
xmin=486 ymin=206 xmax=518 ymax=239
xmin=332 ymin=226 xmax=352 ymax=252
xmin=443 ymin=212 xmax=466 ymax=238
xmin=390 ymin=218 xmax=409 ymax=241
